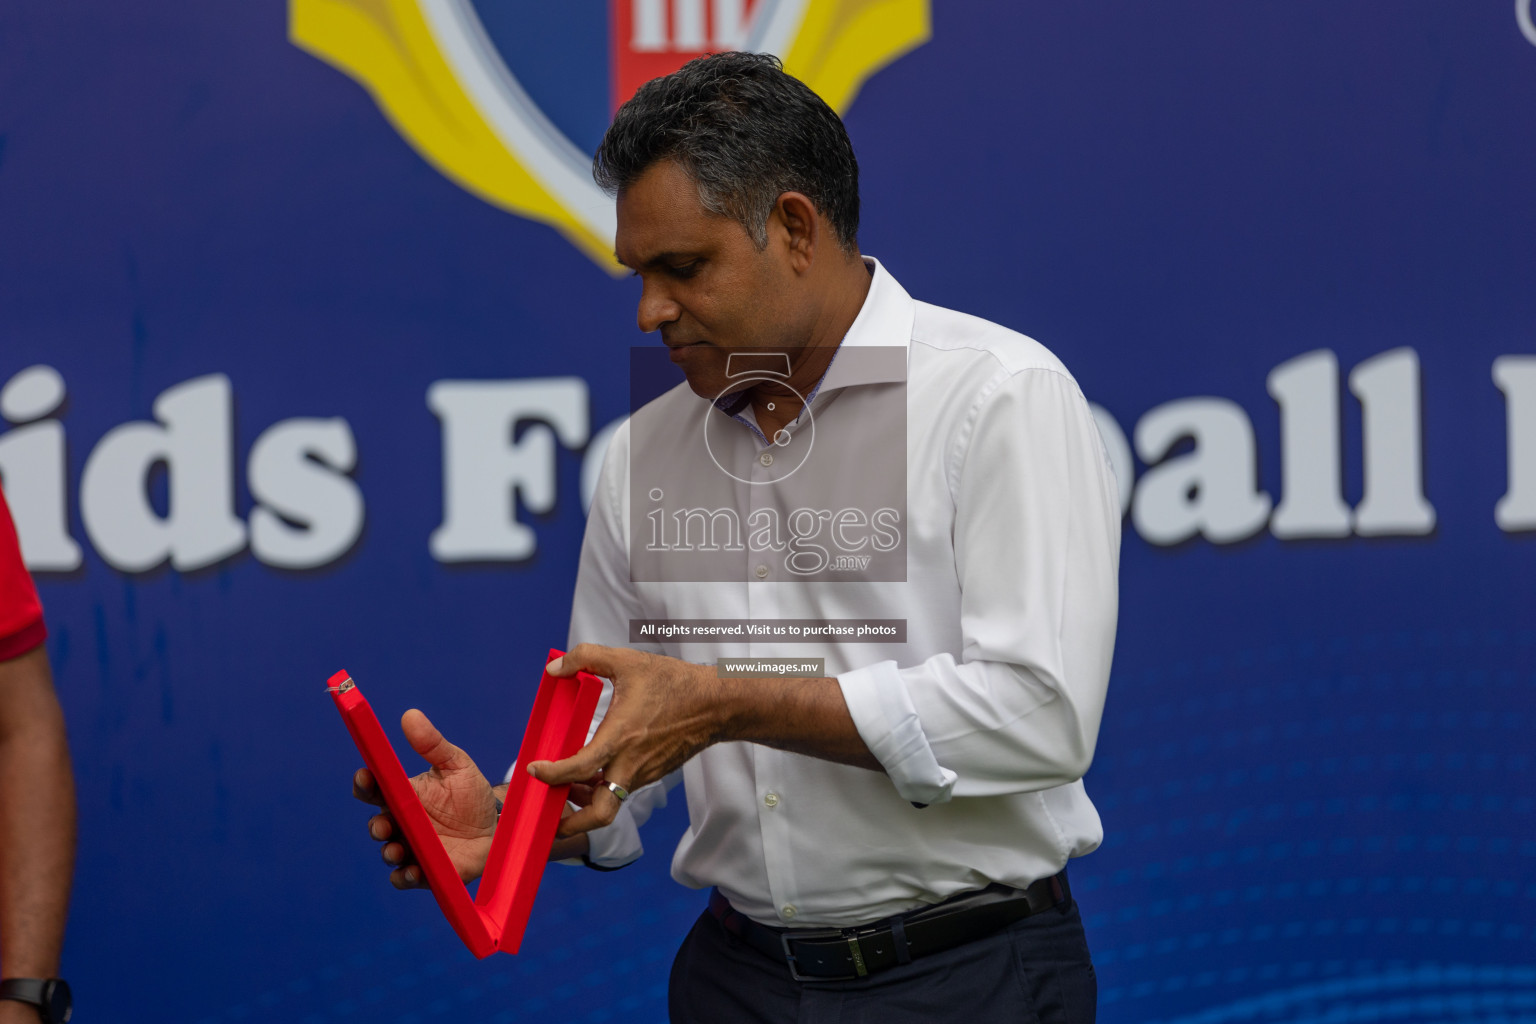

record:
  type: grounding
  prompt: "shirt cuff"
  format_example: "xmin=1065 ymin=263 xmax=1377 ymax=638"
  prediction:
xmin=837 ymin=660 xmax=958 ymax=806
xmin=576 ymin=801 xmax=643 ymax=869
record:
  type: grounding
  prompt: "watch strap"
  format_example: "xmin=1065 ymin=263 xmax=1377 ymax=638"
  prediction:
xmin=0 ymin=979 xmax=44 ymax=1007
xmin=0 ymin=978 xmax=70 ymax=1024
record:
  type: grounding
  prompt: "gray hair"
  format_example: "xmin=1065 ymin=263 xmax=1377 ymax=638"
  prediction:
xmin=594 ymin=52 xmax=860 ymax=251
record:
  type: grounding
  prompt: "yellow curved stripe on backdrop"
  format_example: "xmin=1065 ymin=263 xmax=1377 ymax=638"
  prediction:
xmin=289 ymin=0 xmax=620 ymax=271
xmin=784 ymin=0 xmax=931 ymax=113
xmin=289 ymin=0 xmax=929 ymax=270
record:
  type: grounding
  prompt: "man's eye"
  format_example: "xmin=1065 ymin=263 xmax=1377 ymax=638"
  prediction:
xmin=669 ymin=261 xmax=701 ymax=279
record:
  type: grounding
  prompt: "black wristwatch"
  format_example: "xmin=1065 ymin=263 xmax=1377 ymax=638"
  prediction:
xmin=0 ymin=979 xmax=71 ymax=1024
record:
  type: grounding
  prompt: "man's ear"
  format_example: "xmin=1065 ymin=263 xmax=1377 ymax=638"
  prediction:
xmin=771 ymin=192 xmax=819 ymax=273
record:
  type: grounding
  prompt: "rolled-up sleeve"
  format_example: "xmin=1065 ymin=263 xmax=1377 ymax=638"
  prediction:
xmin=839 ymin=368 xmax=1121 ymax=804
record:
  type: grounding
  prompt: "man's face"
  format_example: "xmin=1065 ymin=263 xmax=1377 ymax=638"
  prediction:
xmin=614 ymin=160 xmax=811 ymax=401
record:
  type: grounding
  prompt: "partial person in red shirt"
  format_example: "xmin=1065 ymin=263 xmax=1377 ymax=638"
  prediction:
xmin=0 ymin=486 xmax=76 ymax=1024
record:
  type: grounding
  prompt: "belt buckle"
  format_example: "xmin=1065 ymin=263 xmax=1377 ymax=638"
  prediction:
xmin=780 ymin=928 xmax=860 ymax=982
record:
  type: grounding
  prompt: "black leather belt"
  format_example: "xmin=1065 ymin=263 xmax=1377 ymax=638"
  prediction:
xmin=707 ymin=872 xmax=1070 ymax=982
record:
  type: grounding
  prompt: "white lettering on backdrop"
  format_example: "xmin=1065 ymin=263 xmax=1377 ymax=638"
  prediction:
xmin=79 ymin=374 xmax=248 ymax=572
xmin=1133 ymin=398 xmax=1273 ymax=545
xmin=0 ymin=365 xmax=81 ymax=571
xmin=427 ymin=378 xmax=589 ymax=562
xmin=248 ymin=418 xmax=364 ymax=569
xmin=1267 ymin=350 xmax=1353 ymax=539
xmin=1493 ymin=355 xmax=1536 ymax=530
xmin=1 ymin=345 xmax=1530 ymax=574
xmin=1349 ymin=348 xmax=1436 ymax=536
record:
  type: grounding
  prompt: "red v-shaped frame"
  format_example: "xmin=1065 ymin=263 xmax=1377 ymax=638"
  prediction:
xmin=328 ymin=650 xmax=603 ymax=957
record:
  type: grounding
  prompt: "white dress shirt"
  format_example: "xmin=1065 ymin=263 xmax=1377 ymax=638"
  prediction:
xmin=565 ymin=258 xmax=1121 ymax=929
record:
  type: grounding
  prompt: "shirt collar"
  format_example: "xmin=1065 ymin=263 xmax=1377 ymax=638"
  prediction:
xmin=817 ymin=256 xmax=913 ymax=394
xmin=709 ymin=255 xmax=913 ymax=436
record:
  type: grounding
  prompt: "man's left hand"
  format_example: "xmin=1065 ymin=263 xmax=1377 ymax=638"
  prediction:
xmin=529 ymin=645 xmax=722 ymax=837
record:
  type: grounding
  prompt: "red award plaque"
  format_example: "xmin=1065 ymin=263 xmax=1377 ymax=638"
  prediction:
xmin=329 ymin=650 xmax=603 ymax=957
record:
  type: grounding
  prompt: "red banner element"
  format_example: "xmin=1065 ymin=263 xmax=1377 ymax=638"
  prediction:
xmin=610 ymin=0 xmax=763 ymax=112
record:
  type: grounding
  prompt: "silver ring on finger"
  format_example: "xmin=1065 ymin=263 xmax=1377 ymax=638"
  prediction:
xmin=605 ymin=780 xmax=630 ymax=803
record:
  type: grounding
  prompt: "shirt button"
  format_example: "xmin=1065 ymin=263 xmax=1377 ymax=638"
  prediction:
xmin=781 ymin=904 xmax=797 ymax=919
xmin=764 ymin=792 xmax=780 ymax=808
xmin=754 ymin=564 xmax=769 ymax=579
xmin=759 ymin=452 xmax=774 ymax=467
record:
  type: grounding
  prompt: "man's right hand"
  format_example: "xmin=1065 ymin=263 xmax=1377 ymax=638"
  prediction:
xmin=352 ymin=708 xmax=497 ymax=889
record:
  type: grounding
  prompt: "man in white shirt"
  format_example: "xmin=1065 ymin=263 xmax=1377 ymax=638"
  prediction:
xmin=357 ymin=51 xmax=1119 ymax=1022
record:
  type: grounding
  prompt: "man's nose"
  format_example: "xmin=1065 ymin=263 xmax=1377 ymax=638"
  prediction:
xmin=636 ymin=281 xmax=681 ymax=334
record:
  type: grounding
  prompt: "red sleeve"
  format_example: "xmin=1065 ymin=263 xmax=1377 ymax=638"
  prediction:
xmin=0 ymin=486 xmax=46 ymax=662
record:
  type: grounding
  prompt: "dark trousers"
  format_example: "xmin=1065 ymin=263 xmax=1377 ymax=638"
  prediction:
xmin=668 ymin=897 xmax=1097 ymax=1024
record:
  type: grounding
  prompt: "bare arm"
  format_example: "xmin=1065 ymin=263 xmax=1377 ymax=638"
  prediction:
xmin=0 ymin=645 xmax=75 ymax=987
xmin=724 ymin=671 xmax=879 ymax=769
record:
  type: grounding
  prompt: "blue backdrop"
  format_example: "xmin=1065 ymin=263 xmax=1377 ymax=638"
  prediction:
xmin=2 ymin=2 xmax=1533 ymax=1021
